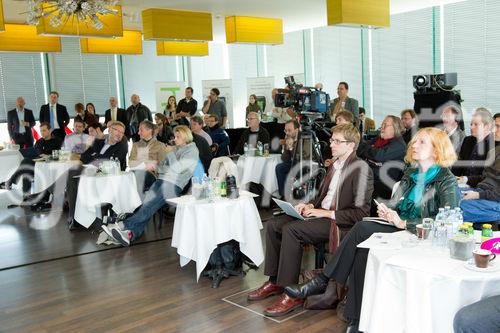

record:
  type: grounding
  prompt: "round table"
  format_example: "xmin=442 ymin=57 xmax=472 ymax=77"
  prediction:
xmin=74 ymin=172 xmax=142 ymax=228
xmin=237 ymin=153 xmax=282 ymax=197
xmin=169 ymin=191 xmax=264 ymax=281
xmin=34 ymin=160 xmax=81 ymax=192
xmin=0 ymin=150 xmax=23 ymax=183
xmin=359 ymin=231 xmax=500 ymax=333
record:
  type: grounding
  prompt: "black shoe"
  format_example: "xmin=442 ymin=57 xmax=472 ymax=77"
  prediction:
xmin=30 ymin=201 xmax=52 ymax=212
xmin=68 ymin=219 xmax=83 ymax=231
xmin=284 ymin=276 xmax=329 ymax=299
xmin=345 ymin=320 xmax=359 ymax=333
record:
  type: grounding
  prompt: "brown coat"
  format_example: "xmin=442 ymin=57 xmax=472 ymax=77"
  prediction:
xmin=129 ymin=138 xmax=168 ymax=168
xmin=312 ymin=152 xmax=374 ymax=251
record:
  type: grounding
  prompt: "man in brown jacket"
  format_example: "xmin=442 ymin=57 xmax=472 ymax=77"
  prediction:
xmin=129 ymin=120 xmax=169 ymax=193
xmin=247 ymin=124 xmax=374 ymax=317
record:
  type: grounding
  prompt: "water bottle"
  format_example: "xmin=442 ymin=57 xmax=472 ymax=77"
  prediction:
xmin=444 ymin=208 xmax=454 ymax=240
xmin=454 ymin=207 xmax=463 ymax=235
xmin=432 ymin=208 xmax=446 ymax=248
xmin=243 ymin=142 xmax=249 ymax=156
xmin=257 ymin=141 xmax=263 ymax=156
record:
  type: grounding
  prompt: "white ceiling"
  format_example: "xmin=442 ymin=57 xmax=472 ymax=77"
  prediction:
xmin=2 ymin=0 xmax=468 ymax=41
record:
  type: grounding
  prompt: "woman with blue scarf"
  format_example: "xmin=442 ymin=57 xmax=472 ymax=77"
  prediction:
xmin=283 ymin=127 xmax=460 ymax=333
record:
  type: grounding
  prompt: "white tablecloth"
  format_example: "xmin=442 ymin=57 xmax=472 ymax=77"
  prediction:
xmin=74 ymin=172 xmax=142 ymax=228
xmin=34 ymin=160 xmax=81 ymax=192
xmin=0 ymin=150 xmax=23 ymax=183
xmin=169 ymin=191 xmax=265 ymax=280
xmin=359 ymin=231 xmax=500 ymax=333
xmin=237 ymin=154 xmax=282 ymax=196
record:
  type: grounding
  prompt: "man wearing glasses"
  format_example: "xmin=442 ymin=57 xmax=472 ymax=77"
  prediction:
xmin=66 ymin=121 xmax=129 ymax=230
xmin=248 ymin=124 xmax=373 ymax=317
xmin=234 ymin=112 xmax=270 ymax=155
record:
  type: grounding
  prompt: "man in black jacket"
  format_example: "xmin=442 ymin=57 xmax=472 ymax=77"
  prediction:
xmin=126 ymin=94 xmax=152 ymax=142
xmin=104 ymin=96 xmax=128 ymax=132
xmin=275 ymin=120 xmax=303 ymax=198
xmin=176 ymin=87 xmax=198 ymax=126
xmin=66 ymin=121 xmax=129 ymax=229
xmin=453 ymin=108 xmax=495 ymax=188
xmin=234 ymin=112 xmax=270 ymax=155
xmin=39 ymin=91 xmax=69 ymax=140
xmin=4 ymin=122 xmax=61 ymax=198
xmin=7 ymin=97 xmax=36 ymax=148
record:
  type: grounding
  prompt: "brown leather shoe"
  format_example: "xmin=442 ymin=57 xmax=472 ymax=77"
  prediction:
xmin=247 ymin=282 xmax=284 ymax=301
xmin=263 ymin=294 xmax=304 ymax=317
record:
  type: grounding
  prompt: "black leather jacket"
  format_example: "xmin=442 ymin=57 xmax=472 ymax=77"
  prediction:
xmin=389 ymin=166 xmax=460 ymax=233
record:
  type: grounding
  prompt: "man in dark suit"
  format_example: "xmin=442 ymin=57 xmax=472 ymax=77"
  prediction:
xmin=104 ymin=96 xmax=128 ymax=132
xmin=126 ymin=94 xmax=152 ymax=142
xmin=7 ymin=97 xmax=36 ymax=148
xmin=66 ymin=121 xmax=129 ymax=229
xmin=248 ymin=124 xmax=374 ymax=317
xmin=39 ymin=91 xmax=69 ymax=140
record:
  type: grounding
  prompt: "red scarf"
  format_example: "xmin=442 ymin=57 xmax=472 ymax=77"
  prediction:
xmin=372 ymin=137 xmax=393 ymax=148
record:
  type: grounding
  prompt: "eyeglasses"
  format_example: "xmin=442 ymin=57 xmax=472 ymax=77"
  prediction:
xmin=330 ymin=138 xmax=351 ymax=145
xmin=247 ymin=117 xmax=258 ymax=121
xmin=381 ymin=123 xmax=394 ymax=129
xmin=110 ymin=126 xmax=124 ymax=135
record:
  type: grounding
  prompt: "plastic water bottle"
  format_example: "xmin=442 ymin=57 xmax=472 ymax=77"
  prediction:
xmin=432 ymin=208 xmax=446 ymax=248
xmin=454 ymin=207 xmax=463 ymax=234
xmin=444 ymin=208 xmax=454 ymax=240
xmin=257 ymin=141 xmax=263 ymax=156
xmin=243 ymin=142 xmax=249 ymax=156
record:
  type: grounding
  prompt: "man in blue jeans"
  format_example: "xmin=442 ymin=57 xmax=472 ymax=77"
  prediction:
xmin=461 ymin=146 xmax=500 ymax=223
xmin=453 ymin=295 xmax=500 ymax=333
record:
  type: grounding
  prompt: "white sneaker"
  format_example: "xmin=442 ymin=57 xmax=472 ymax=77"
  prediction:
xmin=110 ymin=224 xmax=132 ymax=247
xmin=101 ymin=224 xmax=118 ymax=243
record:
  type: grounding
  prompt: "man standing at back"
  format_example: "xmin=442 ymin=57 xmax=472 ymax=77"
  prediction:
xmin=39 ymin=91 xmax=69 ymax=140
xmin=127 ymin=94 xmax=152 ymax=142
xmin=176 ymin=87 xmax=198 ymax=126
xmin=7 ymin=97 xmax=36 ymax=148
xmin=202 ymin=88 xmax=227 ymax=128
xmin=104 ymin=96 xmax=128 ymax=132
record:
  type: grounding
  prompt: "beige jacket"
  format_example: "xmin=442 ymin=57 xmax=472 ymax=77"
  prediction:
xmin=129 ymin=137 xmax=168 ymax=167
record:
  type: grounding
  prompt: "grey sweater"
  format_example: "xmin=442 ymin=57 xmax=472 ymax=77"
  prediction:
xmin=158 ymin=142 xmax=199 ymax=189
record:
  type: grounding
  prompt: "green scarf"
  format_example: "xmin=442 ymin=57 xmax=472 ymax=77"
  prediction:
xmin=397 ymin=165 xmax=441 ymax=220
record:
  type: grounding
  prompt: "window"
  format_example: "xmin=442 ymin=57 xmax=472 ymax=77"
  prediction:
xmin=50 ymin=38 xmax=117 ymax=116
xmin=0 ymin=53 xmax=45 ymax=121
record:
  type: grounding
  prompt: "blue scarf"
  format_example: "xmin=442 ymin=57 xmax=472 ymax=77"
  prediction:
xmin=397 ymin=165 xmax=441 ymax=219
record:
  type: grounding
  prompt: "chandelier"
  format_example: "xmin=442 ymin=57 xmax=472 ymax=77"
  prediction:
xmin=26 ymin=0 xmax=120 ymax=30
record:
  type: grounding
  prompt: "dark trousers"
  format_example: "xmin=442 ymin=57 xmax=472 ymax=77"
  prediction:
xmin=12 ymin=133 xmax=34 ymax=148
xmin=323 ymin=221 xmax=399 ymax=321
xmin=66 ymin=166 xmax=84 ymax=222
xmin=7 ymin=158 xmax=35 ymax=193
xmin=264 ymin=215 xmax=331 ymax=286
xmin=275 ymin=160 xmax=292 ymax=198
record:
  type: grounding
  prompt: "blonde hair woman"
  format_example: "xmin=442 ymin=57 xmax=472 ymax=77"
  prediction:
xmin=283 ymin=127 xmax=460 ymax=331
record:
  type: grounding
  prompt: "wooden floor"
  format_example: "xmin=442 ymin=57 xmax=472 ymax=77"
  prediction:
xmin=0 ymin=206 xmax=345 ymax=333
